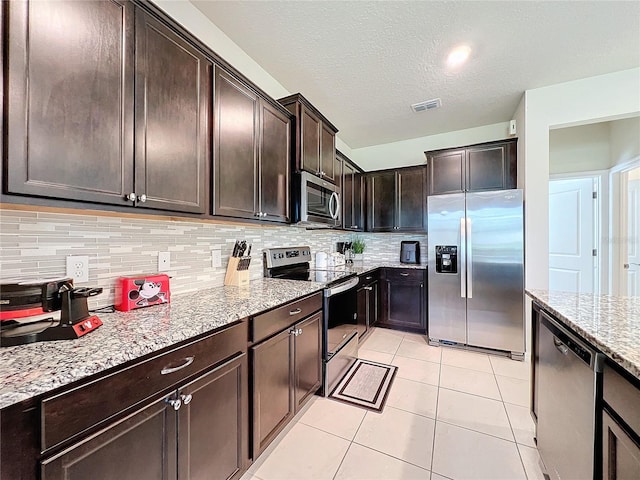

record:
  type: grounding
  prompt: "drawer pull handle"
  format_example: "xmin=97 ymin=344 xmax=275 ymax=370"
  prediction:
xmin=181 ymin=393 xmax=193 ymax=405
xmin=400 ymin=273 xmax=410 ymax=276
xmin=289 ymin=308 xmax=302 ymax=316
xmin=364 ymin=286 xmax=373 ymax=291
xmin=365 ymin=276 xmax=372 ymax=280
xmin=161 ymin=356 xmax=194 ymax=375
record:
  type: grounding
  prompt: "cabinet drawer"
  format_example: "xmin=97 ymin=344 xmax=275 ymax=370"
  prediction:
xmin=603 ymin=362 xmax=640 ymax=435
xmin=252 ymin=292 xmax=322 ymax=343
xmin=360 ymin=270 xmax=379 ymax=285
xmin=42 ymin=320 xmax=247 ymax=451
xmin=383 ymin=268 xmax=424 ymax=283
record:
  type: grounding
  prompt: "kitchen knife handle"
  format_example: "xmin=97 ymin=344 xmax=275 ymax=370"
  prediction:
xmin=460 ymin=217 xmax=466 ymax=299
xmin=467 ymin=218 xmax=473 ymax=299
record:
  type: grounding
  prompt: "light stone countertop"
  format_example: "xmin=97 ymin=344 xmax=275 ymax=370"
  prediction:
xmin=0 ymin=262 xmax=428 ymax=409
xmin=526 ymin=289 xmax=640 ymax=381
xmin=0 ymin=278 xmax=325 ymax=410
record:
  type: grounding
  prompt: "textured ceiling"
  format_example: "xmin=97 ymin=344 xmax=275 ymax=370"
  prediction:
xmin=191 ymin=1 xmax=640 ymax=149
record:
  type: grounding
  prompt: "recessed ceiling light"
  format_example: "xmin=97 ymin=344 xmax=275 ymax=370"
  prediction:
xmin=447 ymin=45 xmax=471 ymax=67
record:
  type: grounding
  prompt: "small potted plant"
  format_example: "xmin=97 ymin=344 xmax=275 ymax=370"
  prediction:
xmin=351 ymin=236 xmax=366 ymax=263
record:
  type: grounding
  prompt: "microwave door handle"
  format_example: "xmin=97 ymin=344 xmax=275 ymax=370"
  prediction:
xmin=329 ymin=192 xmax=339 ymax=220
xmin=332 ymin=192 xmax=340 ymax=220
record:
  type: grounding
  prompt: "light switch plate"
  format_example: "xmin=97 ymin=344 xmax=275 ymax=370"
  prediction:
xmin=158 ymin=252 xmax=171 ymax=271
xmin=211 ymin=250 xmax=222 ymax=268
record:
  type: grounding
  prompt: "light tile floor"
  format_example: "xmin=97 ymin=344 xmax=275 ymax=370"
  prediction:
xmin=242 ymin=328 xmax=546 ymax=480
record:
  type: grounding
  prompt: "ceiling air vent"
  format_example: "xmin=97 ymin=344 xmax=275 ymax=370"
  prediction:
xmin=410 ymin=98 xmax=442 ymax=113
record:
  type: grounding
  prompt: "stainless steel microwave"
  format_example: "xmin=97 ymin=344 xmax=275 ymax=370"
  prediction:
xmin=298 ymin=172 xmax=340 ymax=227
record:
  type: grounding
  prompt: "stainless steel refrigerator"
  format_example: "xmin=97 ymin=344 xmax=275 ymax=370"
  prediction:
xmin=427 ymin=189 xmax=524 ymax=357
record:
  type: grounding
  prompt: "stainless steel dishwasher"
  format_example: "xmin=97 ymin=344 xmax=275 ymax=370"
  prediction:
xmin=537 ymin=309 xmax=603 ymax=480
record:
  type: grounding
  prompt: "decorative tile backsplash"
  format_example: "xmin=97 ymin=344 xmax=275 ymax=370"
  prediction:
xmin=0 ymin=208 xmax=427 ymax=308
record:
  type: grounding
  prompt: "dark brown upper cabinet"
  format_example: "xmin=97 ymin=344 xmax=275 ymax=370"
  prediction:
xmin=213 ymin=67 xmax=291 ymax=223
xmin=278 ymin=93 xmax=339 ymax=184
xmin=338 ymin=151 xmax=364 ymax=231
xmin=4 ymin=1 xmax=210 ymax=214
xmin=425 ymin=139 xmax=517 ymax=195
xmin=134 ymin=9 xmax=210 ymax=213
xmin=366 ymin=166 xmax=427 ymax=232
xmin=5 ymin=0 xmax=135 ymax=205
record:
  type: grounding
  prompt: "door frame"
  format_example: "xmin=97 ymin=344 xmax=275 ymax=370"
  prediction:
xmin=609 ymin=157 xmax=640 ymax=295
xmin=549 ymin=171 xmax=606 ymax=294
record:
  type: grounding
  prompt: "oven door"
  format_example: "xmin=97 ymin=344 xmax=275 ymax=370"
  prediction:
xmin=323 ymin=276 xmax=359 ymax=358
xmin=300 ymin=172 xmax=340 ymax=226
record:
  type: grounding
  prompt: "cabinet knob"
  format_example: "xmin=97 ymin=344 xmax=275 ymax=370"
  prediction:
xmin=400 ymin=272 xmax=409 ymax=276
xmin=137 ymin=194 xmax=147 ymax=203
xmin=254 ymin=212 xmax=261 ymax=217
xmin=262 ymin=212 xmax=268 ymax=217
xmin=166 ymin=398 xmax=182 ymax=411
xmin=180 ymin=393 xmax=193 ymax=405
xmin=298 ymin=328 xmax=303 ymax=335
xmin=364 ymin=286 xmax=373 ymax=291
xmin=127 ymin=193 xmax=136 ymax=202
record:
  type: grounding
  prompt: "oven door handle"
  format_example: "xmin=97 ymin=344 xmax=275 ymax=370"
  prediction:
xmin=324 ymin=276 xmax=359 ymax=297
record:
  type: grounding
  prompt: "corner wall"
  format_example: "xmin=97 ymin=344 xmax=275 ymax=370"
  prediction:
xmin=523 ymin=68 xmax=640 ymax=290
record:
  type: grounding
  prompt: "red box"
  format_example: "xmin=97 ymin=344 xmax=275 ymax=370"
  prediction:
xmin=114 ymin=274 xmax=171 ymax=312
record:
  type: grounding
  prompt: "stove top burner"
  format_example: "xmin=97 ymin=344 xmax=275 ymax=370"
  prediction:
xmin=263 ymin=246 xmax=355 ymax=286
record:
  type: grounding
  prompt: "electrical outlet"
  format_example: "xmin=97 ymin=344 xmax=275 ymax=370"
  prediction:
xmin=158 ymin=251 xmax=171 ymax=271
xmin=66 ymin=256 xmax=89 ymax=283
xmin=211 ymin=250 xmax=222 ymax=268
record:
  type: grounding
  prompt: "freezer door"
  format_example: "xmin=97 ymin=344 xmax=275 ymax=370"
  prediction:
xmin=427 ymin=194 xmax=467 ymax=343
xmin=466 ymin=190 xmax=524 ymax=353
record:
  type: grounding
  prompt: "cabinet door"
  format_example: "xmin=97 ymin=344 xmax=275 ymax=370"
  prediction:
xmin=356 ymin=286 xmax=368 ymax=338
xmin=367 ymin=171 xmax=396 ymax=232
xmin=342 ymin=159 xmax=355 ymax=229
xmin=178 ymin=353 xmax=248 ymax=480
xmin=213 ymin=67 xmax=259 ymax=219
xmin=5 ymin=0 xmax=135 ymax=204
xmin=397 ymin=167 xmax=427 ymax=231
xmin=300 ymin=106 xmax=321 ymax=176
xmin=602 ymin=410 xmax=640 ymax=480
xmin=41 ymin=396 xmax=176 ymax=480
xmin=380 ymin=270 xmax=426 ymax=333
xmin=259 ymin=101 xmax=291 ymax=222
xmin=135 ymin=10 xmax=210 ymax=213
xmin=466 ymin=144 xmax=508 ymax=192
xmin=320 ymin=124 xmax=337 ymax=183
xmin=368 ymin=281 xmax=379 ymax=328
xmin=293 ymin=313 xmax=322 ymax=411
xmin=252 ymin=329 xmax=293 ymax=456
xmin=427 ymin=150 xmax=465 ymax=195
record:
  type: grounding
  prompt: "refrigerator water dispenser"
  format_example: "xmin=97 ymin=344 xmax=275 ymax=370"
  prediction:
xmin=435 ymin=245 xmax=457 ymax=274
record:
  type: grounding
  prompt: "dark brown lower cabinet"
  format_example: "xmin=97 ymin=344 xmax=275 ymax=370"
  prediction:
xmin=252 ymin=312 xmax=322 ymax=457
xmin=41 ymin=353 xmax=248 ymax=480
xmin=357 ymin=272 xmax=379 ymax=339
xmin=41 ymin=397 xmax=176 ymax=480
xmin=602 ymin=410 xmax=640 ymax=480
xmin=378 ymin=268 xmax=426 ymax=334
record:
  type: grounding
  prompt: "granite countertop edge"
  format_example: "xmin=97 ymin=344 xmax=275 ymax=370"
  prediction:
xmin=0 ymin=262 xmax=426 ymax=409
xmin=526 ymin=289 xmax=640 ymax=381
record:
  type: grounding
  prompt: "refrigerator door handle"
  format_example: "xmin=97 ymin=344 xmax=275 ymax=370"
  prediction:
xmin=460 ymin=217 xmax=466 ymax=298
xmin=467 ymin=218 xmax=473 ymax=298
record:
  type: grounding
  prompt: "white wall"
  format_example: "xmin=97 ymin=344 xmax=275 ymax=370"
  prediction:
xmin=549 ymin=123 xmax=611 ymax=174
xmin=610 ymin=116 xmax=640 ymax=166
xmin=151 ymin=0 xmax=353 ymax=157
xmin=523 ymin=68 xmax=640 ymax=290
xmin=349 ymin=122 xmax=512 ymax=171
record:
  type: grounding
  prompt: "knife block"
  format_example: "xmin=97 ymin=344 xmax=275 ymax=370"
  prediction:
xmin=224 ymin=257 xmax=250 ymax=287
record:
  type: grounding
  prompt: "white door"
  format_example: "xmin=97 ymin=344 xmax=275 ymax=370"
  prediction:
xmin=625 ymin=173 xmax=640 ymax=296
xmin=549 ymin=177 xmax=597 ymax=293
